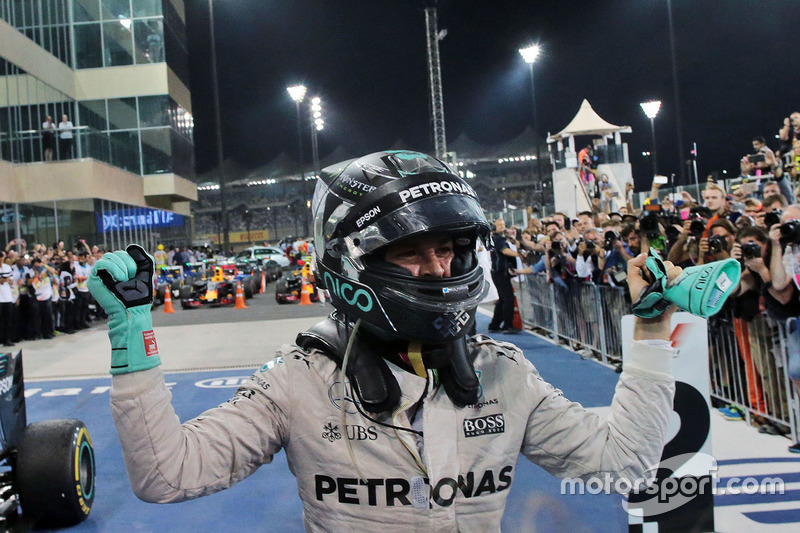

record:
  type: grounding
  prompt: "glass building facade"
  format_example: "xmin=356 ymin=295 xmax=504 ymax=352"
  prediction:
xmin=0 ymin=0 xmax=193 ymax=178
xmin=0 ymin=0 xmax=194 ymax=249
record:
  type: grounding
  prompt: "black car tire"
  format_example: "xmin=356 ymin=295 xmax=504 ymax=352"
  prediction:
xmin=276 ymin=278 xmax=288 ymax=304
xmin=244 ymin=279 xmax=254 ymax=300
xmin=155 ymin=284 xmax=166 ymax=306
xmin=16 ymin=419 xmax=95 ymax=528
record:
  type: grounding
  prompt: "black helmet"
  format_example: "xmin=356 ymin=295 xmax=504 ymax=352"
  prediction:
xmin=312 ymin=150 xmax=491 ymax=343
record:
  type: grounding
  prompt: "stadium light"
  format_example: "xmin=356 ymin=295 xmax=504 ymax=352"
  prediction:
xmin=518 ymin=44 xmax=540 ymax=64
xmin=640 ymin=100 xmax=662 ymax=178
xmin=288 ymin=84 xmax=309 ymax=236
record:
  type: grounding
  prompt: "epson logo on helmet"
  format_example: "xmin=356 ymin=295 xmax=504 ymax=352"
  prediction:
xmin=356 ymin=206 xmax=381 ymax=228
xmin=323 ymin=271 xmax=374 ymax=312
xmin=398 ymin=180 xmax=477 ymax=203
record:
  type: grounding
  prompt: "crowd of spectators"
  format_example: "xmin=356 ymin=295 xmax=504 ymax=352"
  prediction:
xmin=0 ymin=238 xmax=106 ymax=344
xmin=502 ymin=112 xmax=800 ymax=452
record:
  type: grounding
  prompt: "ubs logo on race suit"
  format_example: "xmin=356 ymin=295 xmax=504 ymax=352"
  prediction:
xmin=322 ymin=422 xmax=378 ymax=442
xmin=323 ymin=271 xmax=374 ymax=312
xmin=328 ymin=380 xmax=361 ymax=414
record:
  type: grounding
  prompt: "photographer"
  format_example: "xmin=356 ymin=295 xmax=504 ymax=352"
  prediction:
xmin=766 ymin=205 xmax=800 ymax=453
xmin=488 ymin=219 xmax=523 ymax=334
xmin=575 ymin=229 xmax=606 ymax=283
xmin=697 ymin=219 xmax=736 ymax=265
xmin=731 ymin=225 xmax=796 ymax=432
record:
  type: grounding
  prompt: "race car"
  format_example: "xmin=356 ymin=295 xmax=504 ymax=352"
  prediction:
xmin=179 ymin=264 xmax=253 ymax=308
xmin=0 ymin=350 xmax=95 ymax=527
xmin=153 ymin=266 xmax=183 ymax=307
xmin=275 ymin=261 xmax=319 ymax=304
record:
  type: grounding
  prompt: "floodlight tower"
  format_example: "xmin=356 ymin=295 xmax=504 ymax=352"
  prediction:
xmin=309 ymin=97 xmax=324 ymax=176
xmin=640 ymin=100 xmax=662 ymax=179
xmin=424 ymin=4 xmax=447 ymax=160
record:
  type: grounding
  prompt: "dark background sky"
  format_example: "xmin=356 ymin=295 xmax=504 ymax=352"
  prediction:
xmin=184 ymin=0 xmax=799 ymax=190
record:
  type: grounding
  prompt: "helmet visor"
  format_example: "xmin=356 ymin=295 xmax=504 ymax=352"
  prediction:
xmin=342 ymin=194 xmax=490 ymax=260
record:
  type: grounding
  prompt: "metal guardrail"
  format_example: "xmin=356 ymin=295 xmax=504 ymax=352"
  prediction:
xmin=516 ymin=274 xmax=800 ymax=441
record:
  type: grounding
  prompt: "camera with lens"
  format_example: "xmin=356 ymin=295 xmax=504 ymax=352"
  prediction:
xmin=604 ymin=230 xmax=619 ymax=251
xmin=764 ymin=209 xmax=783 ymax=229
xmin=640 ymin=211 xmax=661 ymax=238
xmin=741 ymin=241 xmax=761 ymax=261
xmin=550 ymin=240 xmax=562 ymax=254
xmin=689 ymin=217 xmax=706 ymax=239
xmin=707 ymin=234 xmax=728 ymax=254
xmin=585 ymin=239 xmax=596 ymax=252
xmin=779 ymin=220 xmax=800 ymax=246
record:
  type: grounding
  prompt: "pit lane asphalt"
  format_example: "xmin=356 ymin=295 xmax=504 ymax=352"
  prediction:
xmin=17 ymin=284 xmax=332 ymax=381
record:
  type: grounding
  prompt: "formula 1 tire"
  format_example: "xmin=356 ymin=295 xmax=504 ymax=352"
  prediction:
xmin=16 ymin=419 xmax=95 ymax=528
xmin=276 ymin=278 xmax=288 ymax=304
xmin=155 ymin=284 xmax=166 ymax=306
xmin=244 ymin=279 xmax=254 ymax=300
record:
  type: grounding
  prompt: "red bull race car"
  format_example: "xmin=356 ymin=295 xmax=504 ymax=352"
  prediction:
xmin=179 ymin=264 xmax=254 ymax=308
xmin=275 ymin=259 xmax=319 ymax=304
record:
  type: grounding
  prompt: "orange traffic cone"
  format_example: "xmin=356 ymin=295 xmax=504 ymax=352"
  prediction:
xmin=163 ymin=287 xmax=176 ymax=313
xmin=234 ymin=281 xmax=248 ymax=309
xmin=299 ymin=279 xmax=312 ymax=305
xmin=260 ymin=270 xmax=266 ymax=293
xmin=512 ymin=295 xmax=523 ymax=330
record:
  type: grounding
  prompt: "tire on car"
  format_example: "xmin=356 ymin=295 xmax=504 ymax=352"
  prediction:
xmin=16 ymin=419 xmax=95 ymax=528
xmin=244 ymin=278 xmax=254 ymax=299
xmin=276 ymin=278 xmax=288 ymax=303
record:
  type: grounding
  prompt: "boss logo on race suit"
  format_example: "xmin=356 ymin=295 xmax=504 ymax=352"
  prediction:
xmin=323 ymin=272 xmax=374 ymax=312
xmin=314 ymin=465 xmax=513 ymax=507
xmin=355 ymin=206 xmax=381 ymax=228
xmin=397 ymin=180 xmax=477 ymax=203
xmin=463 ymin=413 xmax=505 ymax=438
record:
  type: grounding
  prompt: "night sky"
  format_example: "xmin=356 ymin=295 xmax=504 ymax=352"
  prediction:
xmin=185 ymin=0 xmax=799 ymax=189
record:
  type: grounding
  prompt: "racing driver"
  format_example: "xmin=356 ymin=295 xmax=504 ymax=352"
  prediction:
xmin=90 ymin=150 xmax=678 ymax=531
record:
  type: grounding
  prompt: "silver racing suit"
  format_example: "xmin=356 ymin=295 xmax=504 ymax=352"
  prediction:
xmin=109 ymin=335 xmax=675 ymax=532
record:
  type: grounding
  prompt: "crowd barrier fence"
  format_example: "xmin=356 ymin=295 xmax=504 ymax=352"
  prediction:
xmin=515 ymin=274 xmax=800 ymax=442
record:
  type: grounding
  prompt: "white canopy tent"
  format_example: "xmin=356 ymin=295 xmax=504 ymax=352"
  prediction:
xmin=547 ymin=99 xmax=631 ymax=147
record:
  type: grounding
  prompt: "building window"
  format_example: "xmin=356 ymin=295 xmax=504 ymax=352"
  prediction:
xmin=107 ymin=97 xmax=138 ymax=130
xmin=74 ymin=23 xmax=102 ymax=68
xmin=100 ymin=0 xmax=129 ymax=20
xmin=133 ymin=19 xmax=164 ymax=63
xmin=109 ymin=130 xmax=140 ymax=173
xmin=138 ymin=95 xmax=169 ymax=128
xmin=73 ymin=0 xmax=100 ymax=23
xmin=103 ymin=20 xmax=134 ymax=66
xmin=141 ymin=128 xmax=171 ymax=174
xmin=133 ymin=0 xmax=162 ymax=18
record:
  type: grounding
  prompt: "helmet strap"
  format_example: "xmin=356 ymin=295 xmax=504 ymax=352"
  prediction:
xmin=406 ymin=341 xmax=427 ymax=378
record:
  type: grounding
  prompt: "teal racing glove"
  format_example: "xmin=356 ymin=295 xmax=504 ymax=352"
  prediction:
xmin=88 ymin=244 xmax=161 ymax=375
xmin=631 ymin=249 xmax=741 ymax=319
